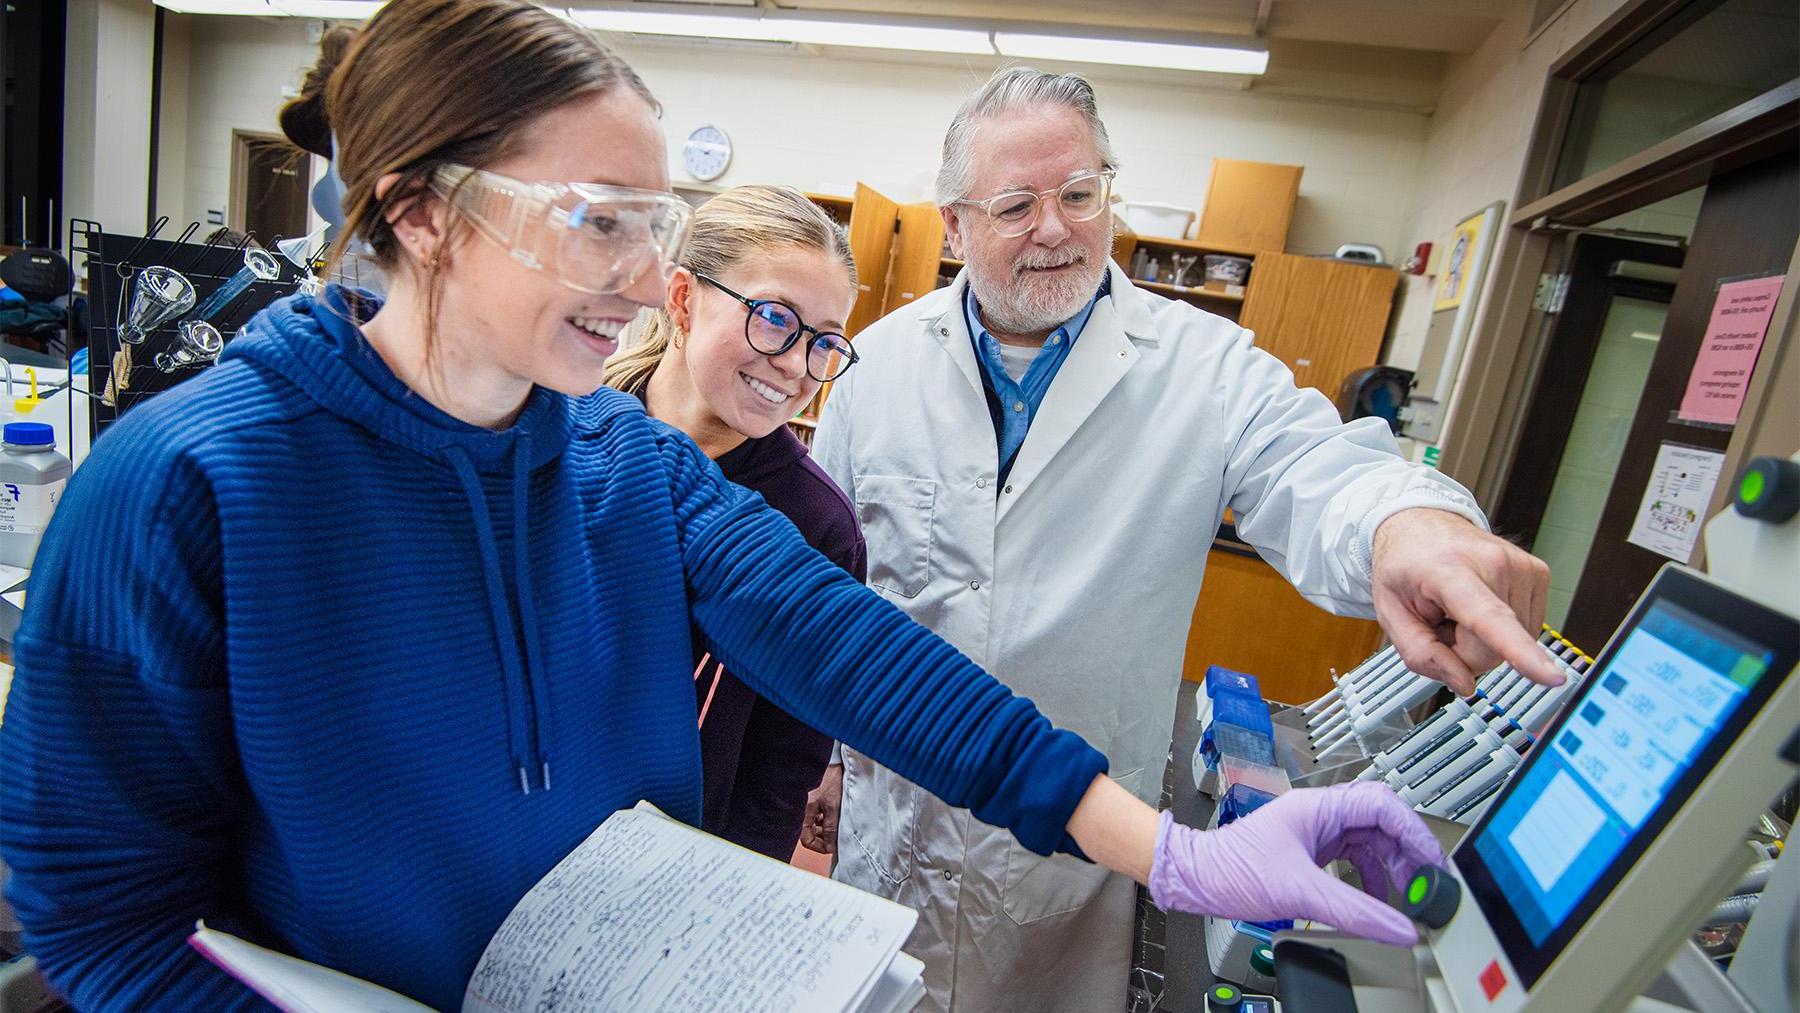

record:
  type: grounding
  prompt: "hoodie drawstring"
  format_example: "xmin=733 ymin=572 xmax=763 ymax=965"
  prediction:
xmin=510 ymin=433 xmax=555 ymax=793
xmin=446 ymin=443 xmax=552 ymax=795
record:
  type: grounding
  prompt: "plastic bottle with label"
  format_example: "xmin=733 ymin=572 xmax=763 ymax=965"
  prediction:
xmin=0 ymin=422 xmax=73 ymax=568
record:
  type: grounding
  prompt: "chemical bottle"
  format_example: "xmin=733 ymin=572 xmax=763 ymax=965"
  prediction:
xmin=0 ymin=422 xmax=74 ymax=568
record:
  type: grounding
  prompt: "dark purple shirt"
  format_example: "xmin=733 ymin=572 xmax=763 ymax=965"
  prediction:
xmin=696 ymin=422 xmax=866 ymax=859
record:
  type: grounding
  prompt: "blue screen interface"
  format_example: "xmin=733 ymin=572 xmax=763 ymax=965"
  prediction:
xmin=1471 ymin=601 xmax=1773 ymax=945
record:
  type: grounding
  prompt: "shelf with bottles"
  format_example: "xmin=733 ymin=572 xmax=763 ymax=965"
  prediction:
xmin=1119 ymin=232 xmax=1258 ymax=317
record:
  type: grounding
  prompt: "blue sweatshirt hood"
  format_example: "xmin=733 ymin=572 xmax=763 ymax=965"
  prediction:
xmin=224 ymin=285 xmax=586 ymax=793
xmin=222 ymin=285 xmax=571 ymax=470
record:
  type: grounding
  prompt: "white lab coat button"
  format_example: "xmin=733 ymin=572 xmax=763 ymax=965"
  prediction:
xmin=943 ymin=869 xmax=954 ymax=881
xmin=976 ymin=478 xmax=989 ymax=489
xmin=969 ymin=580 xmax=981 ymax=591
xmin=1004 ymin=485 xmax=1014 ymax=494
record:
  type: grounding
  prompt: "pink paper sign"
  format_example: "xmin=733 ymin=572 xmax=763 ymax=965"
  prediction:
xmin=1677 ymin=274 xmax=1785 ymax=426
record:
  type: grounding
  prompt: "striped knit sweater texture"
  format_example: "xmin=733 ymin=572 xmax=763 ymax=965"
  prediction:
xmin=0 ymin=287 xmax=1106 ymax=1011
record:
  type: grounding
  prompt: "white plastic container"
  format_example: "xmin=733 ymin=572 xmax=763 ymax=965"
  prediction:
xmin=1122 ymin=201 xmax=1196 ymax=238
xmin=0 ymin=422 xmax=73 ymax=568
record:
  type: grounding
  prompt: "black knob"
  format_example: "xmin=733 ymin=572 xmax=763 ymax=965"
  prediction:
xmin=1249 ymin=943 xmax=1275 ymax=979
xmin=1401 ymin=864 xmax=1461 ymax=928
xmin=1734 ymin=457 xmax=1800 ymax=523
xmin=1207 ymin=982 xmax=1244 ymax=1012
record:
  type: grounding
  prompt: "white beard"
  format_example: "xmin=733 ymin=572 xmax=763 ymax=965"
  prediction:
xmin=968 ymin=243 xmax=1109 ymax=337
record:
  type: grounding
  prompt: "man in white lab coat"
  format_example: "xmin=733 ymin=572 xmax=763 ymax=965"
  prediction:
xmin=807 ymin=68 xmax=1556 ymax=1012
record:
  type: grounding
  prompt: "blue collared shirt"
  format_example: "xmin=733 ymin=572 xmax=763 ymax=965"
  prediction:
xmin=963 ymin=277 xmax=1109 ymax=477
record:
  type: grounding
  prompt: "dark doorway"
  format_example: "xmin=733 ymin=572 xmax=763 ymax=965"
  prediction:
xmin=3 ymin=0 xmax=67 ymax=248
xmin=230 ymin=131 xmax=310 ymax=245
xmin=1493 ymin=234 xmax=1685 ymax=632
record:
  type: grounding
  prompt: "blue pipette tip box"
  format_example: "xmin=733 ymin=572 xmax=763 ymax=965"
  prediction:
xmin=1201 ymin=666 xmax=1278 ymax=766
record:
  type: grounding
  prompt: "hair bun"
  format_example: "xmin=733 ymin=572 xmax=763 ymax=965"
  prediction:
xmin=279 ymin=24 xmax=358 ymax=159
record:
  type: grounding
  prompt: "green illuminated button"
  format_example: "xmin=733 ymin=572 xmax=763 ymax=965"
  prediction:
xmin=1207 ymin=983 xmax=1243 ymax=1012
xmin=1741 ymin=469 xmax=1766 ymax=503
xmin=1400 ymin=864 xmax=1461 ymax=929
xmin=1734 ymin=457 xmax=1800 ymax=523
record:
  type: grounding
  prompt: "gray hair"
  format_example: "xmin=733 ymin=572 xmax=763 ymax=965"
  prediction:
xmin=935 ymin=66 xmax=1120 ymax=207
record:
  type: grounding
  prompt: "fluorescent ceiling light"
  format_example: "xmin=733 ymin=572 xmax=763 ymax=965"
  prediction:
xmin=770 ymin=19 xmax=993 ymax=55
xmin=151 ymin=0 xmax=384 ymax=16
xmin=151 ymin=0 xmax=279 ymax=13
xmin=994 ymin=32 xmax=1267 ymax=75
xmin=151 ymin=0 xmax=1266 ymax=76
xmin=568 ymin=8 xmax=993 ymax=55
xmin=274 ymin=0 xmax=384 ymax=16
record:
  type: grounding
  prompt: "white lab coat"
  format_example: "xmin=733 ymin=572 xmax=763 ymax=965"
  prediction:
xmin=814 ymin=263 xmax=1483 ymax=1012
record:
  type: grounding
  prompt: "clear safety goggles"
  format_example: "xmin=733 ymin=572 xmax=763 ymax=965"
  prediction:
xmin=430 ymin=164 xmax=693 ymax=295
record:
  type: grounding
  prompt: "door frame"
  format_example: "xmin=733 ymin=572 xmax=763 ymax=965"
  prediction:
xmin=1436 ymin=0 xmax=1799 ymax=516
xmin=227 ymin=129 xmax=305 ymax=238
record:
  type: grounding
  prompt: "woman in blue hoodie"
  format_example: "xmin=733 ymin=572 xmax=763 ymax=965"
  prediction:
xmin=0 ymin=1 xmax=1444 ymax=1008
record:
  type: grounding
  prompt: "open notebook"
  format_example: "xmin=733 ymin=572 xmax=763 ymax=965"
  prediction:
xmin=191 ymin=802 xmax=925 ymax=1013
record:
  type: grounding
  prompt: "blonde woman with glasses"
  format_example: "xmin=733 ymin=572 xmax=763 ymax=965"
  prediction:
xmin=606 ymin=185 xmax=862 ymax=863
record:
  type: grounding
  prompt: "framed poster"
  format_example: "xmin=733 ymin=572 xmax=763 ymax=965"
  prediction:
xmin=1404 ymin=201 xmax=1506 ymax=442
xmin=1435 ymin=210 xmax=1488 ymax=311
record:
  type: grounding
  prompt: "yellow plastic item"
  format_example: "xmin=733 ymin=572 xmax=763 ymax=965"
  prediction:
xmin=13 ymin=367 xmax=42 ymax=416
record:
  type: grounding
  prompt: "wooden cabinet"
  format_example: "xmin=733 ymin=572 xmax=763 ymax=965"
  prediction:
xmin=1182 ymin=545 xmax=1385 ymax=704
xmin=841 ymin=184 xmax=899 ymax=337
xmin=810 ymin=184 xmax=943 ymax=338
xmin=886 ymin=200 xmax=945 ymax=317
xmin=1197 ymin=158 xmax=1303 ymax=253
xmin=796 ymin=185 xmax=943 ymax=436
xmin=1238 ymin=252 xmax=1399 ymax=398
xmin=1105 ymin=243 xmax=1398 ymax=403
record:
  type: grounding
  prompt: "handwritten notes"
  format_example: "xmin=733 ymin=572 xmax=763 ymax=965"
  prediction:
xmin=461 ymin=803 xmax=915 ymax=1013
xmin=1677 ymin=275 xmax=1785 ymax=427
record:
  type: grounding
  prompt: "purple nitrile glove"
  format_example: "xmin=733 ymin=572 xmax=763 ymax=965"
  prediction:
xmin=1148 ymin=781 xmax=1445 ymax=946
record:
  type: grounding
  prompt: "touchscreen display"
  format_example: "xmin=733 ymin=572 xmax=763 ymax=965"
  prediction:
xmin=1456 ymin=569 xmax=1793 ymax=988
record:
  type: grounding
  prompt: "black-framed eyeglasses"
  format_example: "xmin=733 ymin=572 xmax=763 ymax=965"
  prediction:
xmin=692 ymin=271 xmax=859 ymax=383
xmin=949 ymin=169 xmax=1117 ymax=238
